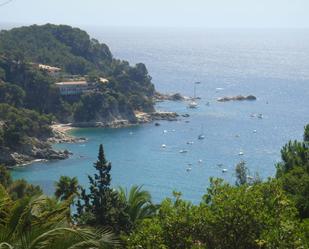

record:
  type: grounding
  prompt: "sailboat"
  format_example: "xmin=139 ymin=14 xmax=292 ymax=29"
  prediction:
xmin=198 ymin=125 xmax=205 ymax=140
xmin=188 ymin=81 xmax=200 ymax=108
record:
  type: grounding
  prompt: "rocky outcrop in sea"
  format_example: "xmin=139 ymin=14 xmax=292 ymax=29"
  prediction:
xmin=217 ymin=95 xmax=257 ymax=102
xmin=0 ymin=137 xmax=70 ymax=166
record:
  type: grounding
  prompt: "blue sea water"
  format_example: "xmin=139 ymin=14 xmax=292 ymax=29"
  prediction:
xmin=12 ymin=28 xmax=309 ymax=203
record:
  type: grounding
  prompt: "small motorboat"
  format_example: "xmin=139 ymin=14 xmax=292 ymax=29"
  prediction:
xmin=222 ymin=168 xmax=228 ymax=173
xmin=239 ymin=151 xmax=244 ymax=156
xmin=179 ymin=149 xmax=188 ymax=153
xmin=198 ymin=134 xmax=205 ymax=140
xmin=161 ymin=144 xmax=166 ymax=148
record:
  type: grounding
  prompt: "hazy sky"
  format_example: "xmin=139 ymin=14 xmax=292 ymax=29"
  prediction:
xmin=0 ymin=0 xmax=308 ymax=28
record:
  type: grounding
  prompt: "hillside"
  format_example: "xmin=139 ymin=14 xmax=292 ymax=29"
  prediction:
xmin=0 ymin=24 xmax=111 ymax=75
xmin=0 ymin=24 xmax=157 ymax=166
xmin=0 ymin=24 xmax=155 ymax=123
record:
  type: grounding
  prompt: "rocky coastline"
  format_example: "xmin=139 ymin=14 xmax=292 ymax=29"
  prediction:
xmin=154 ymin=92 xmax=193 ymax=102
xmin=0 ymin=137 xmax=71 ymax=167
xmin=217 ymin=95 xmax=257 ymax=102
xmin=2 ymin=102 xmax=181 ymax=167
xmin=53 ymin=110 xmax=180 ymax=131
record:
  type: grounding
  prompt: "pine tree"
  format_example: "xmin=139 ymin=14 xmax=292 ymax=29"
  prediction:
xmin=304 ymin=124 xmax=309 ymax=143
xmin=75 ymin=144 xmax=131 ymax=232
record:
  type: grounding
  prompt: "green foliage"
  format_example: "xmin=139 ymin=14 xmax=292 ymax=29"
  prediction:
xmin=0 ymin=187 xmax=118 ymax=248
xmin=305 ymin=124 xmax=309 ymax=142
xmin=118 ymin=185 xmax=157 ymax=226
xmin=276 ymin=125 xmax=309 ymax=219
xmin=54 ymin=176 xmax=79 ymax=201
xmin=0 ymin=82 xmax=25 ymax=107
xmin=0 ymin=24 xmax=112 ymax=75
xmin=127 ymin=179 xmax=305 ymax=249
xmin=276 ymin=140 xmax=309 ymax=176
xmin=0 ymin=24 xmax=156 ymax=125
xmin=0 ymin=166 xmax=41 ymax=200
xmin=302 ymin=219 xmax=309 ymax=246
xmin=0 ymin=104 xmax=53 ymax=148
xmin=0 ymin=59 xmax=65 ymax=116
xmin=75 ymin=144 xmax=131 ymax=233
xmin=7 ymin=179 xmax=42 ymax=200
xmin=235 ymin=160 xmax=248 ymax=186
xmin=0 ymin=165 xmax=12 ymax=188
xmin=126 ymin=218 xmax=167 ymax=249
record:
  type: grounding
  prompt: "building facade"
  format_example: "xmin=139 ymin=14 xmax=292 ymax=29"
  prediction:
xmin=55 ymin=81 xmax=94 ymax=96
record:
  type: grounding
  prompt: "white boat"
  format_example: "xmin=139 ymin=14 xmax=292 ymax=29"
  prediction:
xmin=198 ymin=134 xmax=205 ymax=140
xmin=161 ymin=144 xmax=166 ymax=148
xmin=186 ymin=167 xmax=192 ymax=172
xmin=179 ymin=149 xmax=188 ymax=153
xmin=198 ymin=159 xmax=203 ymax=163
xmin=239 ymin=151 xmax=244 ymax=156
xmin=187 ymin=141 xmax=194 ymax=145
xmin=222 ymin=168 xmax=228 ymax=173
xmin=187 ymin=81 xmax=201 ymax=108
xmin=188 ymin=101 xmax=198 ymax=108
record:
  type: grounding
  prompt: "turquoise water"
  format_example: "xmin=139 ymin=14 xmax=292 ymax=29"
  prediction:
xmin=12 ymin=28 xmax=309 ymax=203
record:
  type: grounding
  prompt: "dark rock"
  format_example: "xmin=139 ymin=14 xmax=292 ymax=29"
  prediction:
xmin=155 ymin=92 xmax=185 ymax=101
xmin=217 ymin=95 xmax=257 ymax=102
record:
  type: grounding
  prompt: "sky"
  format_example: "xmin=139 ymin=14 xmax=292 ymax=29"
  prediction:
xmin=0 ymin=0 xmax=308 ymax=28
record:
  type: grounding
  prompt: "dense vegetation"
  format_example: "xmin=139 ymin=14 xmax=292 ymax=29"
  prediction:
xmin=0 ymin=24 xmax=156 ymax=164
xmin=0 ymin=104 xmax=53 ymax=148
xmin=0 ymin=125 xmax=308 ymax=248
xmin=0 ymin=24 xmax=155 ymax=125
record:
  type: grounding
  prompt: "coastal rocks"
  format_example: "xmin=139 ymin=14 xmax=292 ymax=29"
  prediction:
xmin=72 ymin=119 xmax=131 ymax=129
xmin=155 ymin=92 xmax=185 ymax=101
xmin=217 ymin=95 xmax=257 ymax=102
xmin=0 ymin=139 xmax=70 ymax=167
xmin=136 ymin=111 xmax=179 ymax=123
xmin=150 ymin=111 xmax=179 ymax=121
xmin=49 ymin=125 xmax=86 ymax=144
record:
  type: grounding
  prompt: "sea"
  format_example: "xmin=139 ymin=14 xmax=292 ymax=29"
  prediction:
xmin=11 ymin=27 xmax=309 ymax=203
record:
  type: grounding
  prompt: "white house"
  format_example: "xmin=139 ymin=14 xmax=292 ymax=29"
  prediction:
xmin=55 ymin=81 xmax=94 ymax=96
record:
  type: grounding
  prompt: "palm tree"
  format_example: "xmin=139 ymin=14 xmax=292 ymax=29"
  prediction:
xmin=55 ymin=176 xmax=79 ymax=201
xmin=0 ymin=185 xmax=118 ymax=248
xmin=118 ymin=185 xmax=157 ymax=225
